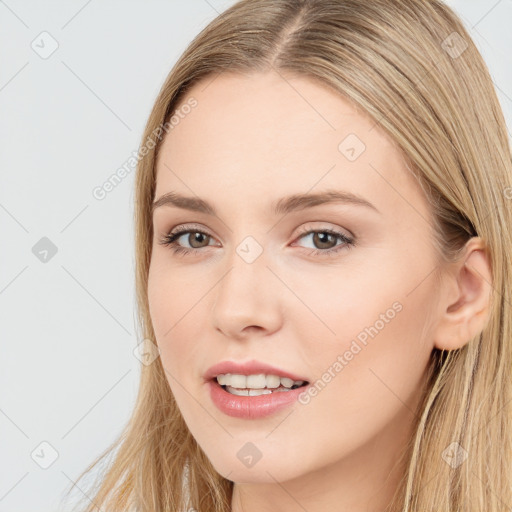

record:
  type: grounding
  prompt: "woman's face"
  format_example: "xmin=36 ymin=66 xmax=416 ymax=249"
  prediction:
xmin=148 ymin=71 xmax=443 ymax=489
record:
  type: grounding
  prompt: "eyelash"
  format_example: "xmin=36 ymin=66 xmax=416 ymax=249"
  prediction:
xmin=158 ymin=223 xmax=355 ymax=258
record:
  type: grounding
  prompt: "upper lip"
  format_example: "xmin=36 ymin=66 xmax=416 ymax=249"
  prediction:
xmin=203 ymin=359 xmax=309 ymax=383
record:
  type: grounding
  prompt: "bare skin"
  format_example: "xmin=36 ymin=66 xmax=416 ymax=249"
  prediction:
xmin=147 ymin=70 xmax=492 ymax=512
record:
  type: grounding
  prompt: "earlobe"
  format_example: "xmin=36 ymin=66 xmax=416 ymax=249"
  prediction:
xmin=433 ymin=238 xmax=493 ymax=351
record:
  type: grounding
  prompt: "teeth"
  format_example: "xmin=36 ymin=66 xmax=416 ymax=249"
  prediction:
xmin=224 ymin=385 xmax=298 ymax=396
xmin=225 ymin=386 xmax=274 ymax=396
xmin=216 ymin=373 xmax=306 ymax=390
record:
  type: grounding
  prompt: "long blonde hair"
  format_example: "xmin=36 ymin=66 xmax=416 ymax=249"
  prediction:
xmin=66 ymin=1 xmax=512 ymax=510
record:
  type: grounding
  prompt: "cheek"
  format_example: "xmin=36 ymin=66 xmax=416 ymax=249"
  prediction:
xmin=147 ymin=263 xmax=193 ymax=375
xmin=299 ymin=305 xmax=432 ymax=470
xmin=285 ymin=260 xmax=435 ymax=438
xmin=147 ymin=256 xmax=201 ymax=340
xmin=287 ymin=242 xmax=436 ymax=359
xmin=147 ymin=261 xmax=211 ymax=403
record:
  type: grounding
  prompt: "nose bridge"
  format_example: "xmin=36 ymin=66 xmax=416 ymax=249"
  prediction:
xmin=211 ymin=236 xmax=282 ymax=336
xmin=216 ymin=240 xmax=270 ymax=308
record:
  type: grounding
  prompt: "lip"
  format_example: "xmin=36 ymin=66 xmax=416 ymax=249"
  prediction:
xmin=203 ymin=359 xmax=309 ymax=383
xmin=207 ymin=379 xmax=310 ymax=419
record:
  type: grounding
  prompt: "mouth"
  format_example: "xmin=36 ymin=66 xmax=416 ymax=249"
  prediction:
xmin=212 ymin=374 xmax=310 ymax=396
xmin=206 ymin=367 xmax=312 ymax=418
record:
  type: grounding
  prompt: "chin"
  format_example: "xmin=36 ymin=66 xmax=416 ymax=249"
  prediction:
xmin=209 ymin=453 xmax=306 ymax=484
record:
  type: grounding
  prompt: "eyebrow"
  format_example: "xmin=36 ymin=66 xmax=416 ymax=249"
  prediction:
xmin=151 ymin=189 xmax=380 ymax=216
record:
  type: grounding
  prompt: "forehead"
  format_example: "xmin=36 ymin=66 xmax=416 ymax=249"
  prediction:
xmin=154 ymin=70 xmax=428 ymax=224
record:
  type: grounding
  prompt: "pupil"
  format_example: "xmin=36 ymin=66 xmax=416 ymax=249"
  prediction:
xmin=314 ymin=232 xmax=334 ymax=249
xmin=190 ymin=232 xmax=207 ymax=248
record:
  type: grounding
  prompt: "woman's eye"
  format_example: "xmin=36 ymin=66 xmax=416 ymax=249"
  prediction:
xmin=159 ymin=227 xmax=217 ymax=256
xmin=293 ymin=229 xmax=354 ymax=257
xmin=158 ymin=225 xmax=355 ymax=258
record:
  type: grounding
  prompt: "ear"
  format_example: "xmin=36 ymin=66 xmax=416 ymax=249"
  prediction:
xmin=433 ymin=237 xmax=493 ymax=351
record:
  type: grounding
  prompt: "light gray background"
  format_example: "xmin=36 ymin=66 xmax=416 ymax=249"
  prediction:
xmin=1 ymin=1 xmax=510 ymax=511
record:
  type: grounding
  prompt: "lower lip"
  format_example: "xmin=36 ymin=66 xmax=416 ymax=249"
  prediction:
xmin=207 ymin=379 xmax=309 ymax=419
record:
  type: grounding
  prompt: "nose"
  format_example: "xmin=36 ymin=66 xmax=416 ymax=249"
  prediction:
xmin=211 ymin=249 xmax=283 ymax=340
